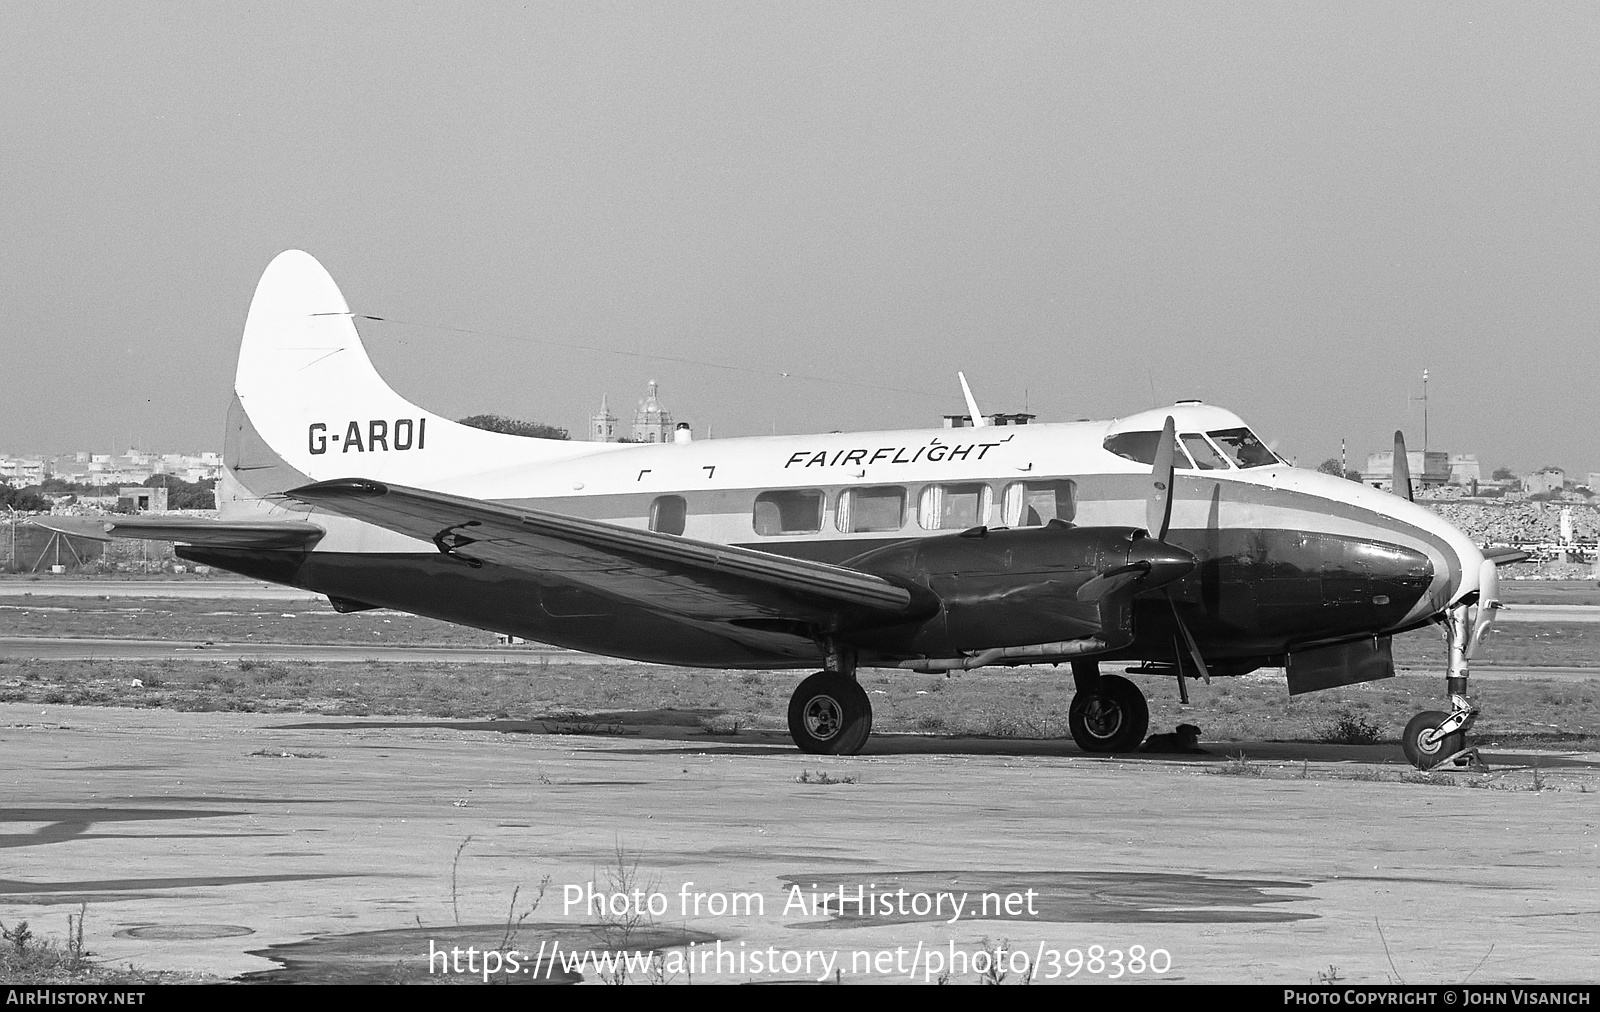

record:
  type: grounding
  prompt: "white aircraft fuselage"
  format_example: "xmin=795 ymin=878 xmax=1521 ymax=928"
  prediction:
xmin=54 ymin=251 xmax=1499 ymax=765
xmin=183 ymin=251 xmax=1484 ymax=678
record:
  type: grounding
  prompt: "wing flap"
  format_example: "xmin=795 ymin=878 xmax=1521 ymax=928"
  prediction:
xmin=287 ymin=478 xmax=915 ymax=621
xmin=29 ymin=516 xmax=324 ymax=550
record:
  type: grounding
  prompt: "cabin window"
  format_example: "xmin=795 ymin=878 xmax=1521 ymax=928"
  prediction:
xmin=753 ymin=489 xmax=824 ymax=536
xmin=836 ymin=486 xmax=906 ymax=533
xmin=917 ymin=483 xmax=991 ymax=530
xmin=1002 ymin=479 xmax=1076 ymax=526
xmin=1209 ymin=427 xmax=1279 ymax=468
xmin=649 ymin=495 xmax=687 ymax=536
xmin=1181 ymin=433 xmax=1230 ymax=470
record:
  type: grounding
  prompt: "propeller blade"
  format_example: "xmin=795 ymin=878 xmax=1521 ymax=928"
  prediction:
xmin=1392 ymin=430 xmax=1413 ymax=502
xmin=1169 ymin=596 xmax=1211 ymax=684
xmin=1147 ymin=416 xmax=1177 ymax=541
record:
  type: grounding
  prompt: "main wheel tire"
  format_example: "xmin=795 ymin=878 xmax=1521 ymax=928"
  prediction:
xmin=1402 ymin=709 xmax=1463 ymax=770
xmin=1068 ymin=673 xmax=1150 ymax=753
xmin=788 ymin=672 xmax=873 ymax=755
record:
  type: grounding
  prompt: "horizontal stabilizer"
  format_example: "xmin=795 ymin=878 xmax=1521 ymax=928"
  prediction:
xmin=29 ymin=516 xmax=324 ymax=550
xmin=286 ymin=478 xmax=915 ymax=620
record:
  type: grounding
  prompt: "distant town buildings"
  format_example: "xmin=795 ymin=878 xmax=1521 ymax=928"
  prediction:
xmin=1448 ymin=454 xmax=1482 ymax=486
xmin=1522 ymin=467 xmax=1567 ymax=496
xmin=1 ymin=448 xmax=222 ymax=494
xmin=588 ymin=395 xmax=619 ymax=443
xmin=1361 ymin=449 xmax=1451 ymax=491
xmin=118 ymin=486 xmax=168 ymax=512
xmin=633 ymin=380 xmax=673 ymax=443
xmin=1352 ymin=448 xmax=1595 ymax=500
xmin=942 ymin=412 xmax=1036 ymax=428
xmin=590 ymin=381 xmax=678 ymax=443
xmin=0 ymin=458 xmax=45 ymax=484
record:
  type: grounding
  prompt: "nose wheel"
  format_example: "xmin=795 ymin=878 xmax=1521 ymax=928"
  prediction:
xmin=1401 ymin=710 xmax=1467 ymax=770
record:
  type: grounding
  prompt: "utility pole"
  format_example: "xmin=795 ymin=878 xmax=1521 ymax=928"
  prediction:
xmin=1405 ymin=369 xmax=1431 ymax=490
xmin=1410 ymin=369 xmax=1430 ymax=453
xmin=1422 ymin=369 xmax=1429 ymax=453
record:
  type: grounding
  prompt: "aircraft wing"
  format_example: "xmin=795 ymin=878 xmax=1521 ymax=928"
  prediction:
xmin=28 ymin=516 xmax=324 ymax=550
xmin=1482 ymin=546 xmax=1532 ymax=566
xmin=285 ymin=478 xmax=918 ymax=623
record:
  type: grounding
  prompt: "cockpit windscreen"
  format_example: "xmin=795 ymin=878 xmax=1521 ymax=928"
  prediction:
xmin=1106 ymin=426 xmax=1280 ymax=469
xmin=1208 ymin=427 xmax=1280 ymax=468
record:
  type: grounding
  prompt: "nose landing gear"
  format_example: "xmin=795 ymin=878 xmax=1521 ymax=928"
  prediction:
xmin=1403 ymin=596 xmax=1491 ymax=771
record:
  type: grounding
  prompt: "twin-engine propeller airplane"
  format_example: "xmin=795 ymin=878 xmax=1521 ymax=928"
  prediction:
xmin=41 ymin=251 xmax=1522 ymax=769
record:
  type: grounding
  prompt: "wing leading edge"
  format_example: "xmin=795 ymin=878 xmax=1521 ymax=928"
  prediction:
xmin=1482 ymin=546 xmax=1532 ymax=567
xmin=285 ymin=478 xmax=918 ymax=624
xmin=28 ymin=516 xmax=324 ymax=550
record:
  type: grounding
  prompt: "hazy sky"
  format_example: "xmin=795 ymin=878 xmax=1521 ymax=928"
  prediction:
xmin=3 ymin=3 xmax=1596 ymax=474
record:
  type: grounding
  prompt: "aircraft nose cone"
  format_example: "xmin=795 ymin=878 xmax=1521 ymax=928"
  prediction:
xmin=1130 ymin=536 xmax=1197 ymax=590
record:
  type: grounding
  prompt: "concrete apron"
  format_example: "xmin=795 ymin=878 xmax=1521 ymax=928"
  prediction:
xmin=1 ymin=704 xmax=1596 ymax=985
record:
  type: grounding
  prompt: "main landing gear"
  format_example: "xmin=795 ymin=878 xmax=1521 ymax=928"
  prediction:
xmin=1067 ymin=660 xmax=1150 ymax=754
xmin=784 ymin=657 xmax=1155 ymax=755
xmin=787 ymin=659 xmax=873 ymax=756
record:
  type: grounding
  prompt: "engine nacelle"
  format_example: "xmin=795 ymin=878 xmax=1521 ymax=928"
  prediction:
xmin=844 ymin=524 xmax=1194 ymax=657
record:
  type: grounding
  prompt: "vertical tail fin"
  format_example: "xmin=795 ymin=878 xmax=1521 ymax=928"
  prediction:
xmin=226 ymin=251 xmax=593 ymax=495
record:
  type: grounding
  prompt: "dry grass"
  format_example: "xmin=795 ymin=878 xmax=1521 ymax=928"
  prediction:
xmin=1 ymin=592 xmax=1597 ymax=748
xmin=0 ymin=905 xmax=222 ymax=985
xmin=0 ymin=594 xmax=494 ymax=646
xmin=2 ymin=655 xmax=1598 ymax=749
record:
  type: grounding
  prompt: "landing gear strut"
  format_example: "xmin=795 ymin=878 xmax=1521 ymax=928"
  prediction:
xmin=1404 ymin=597 xmax=1487 ymax=771
xmin=787 ymin=649 xmax=871 ymax=755
xmin=1068 ymin=660 xmax=1149 ymax=753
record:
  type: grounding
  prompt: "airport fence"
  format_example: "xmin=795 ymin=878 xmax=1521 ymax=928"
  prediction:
xmin=1 ymin=521 xmax=180 ymax=575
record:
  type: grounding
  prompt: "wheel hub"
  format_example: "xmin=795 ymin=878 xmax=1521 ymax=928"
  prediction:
xmin=804 ymin=695 xmax=843 ymax=741
xmin=1082 ymin=698 xmax=1123 ymax=739
xmin=1414 ymin=726 xmax=1445 ymax=756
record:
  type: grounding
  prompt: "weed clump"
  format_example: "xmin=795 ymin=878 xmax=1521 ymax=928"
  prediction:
xmin=1 ymin=906 xmax=91 ymax=982
xmin=797 ymin=769 xmax=857 ymax=785
xmin=699 ymin=715 xmax=742 ymax=736
xmin=1211 ymin=753 xmax=1264 ymax=777
xmin=1320 ymin=708 xmax=1384 ymax=745
xmin=1400 ymin=771 xmax=1459 ymax=787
